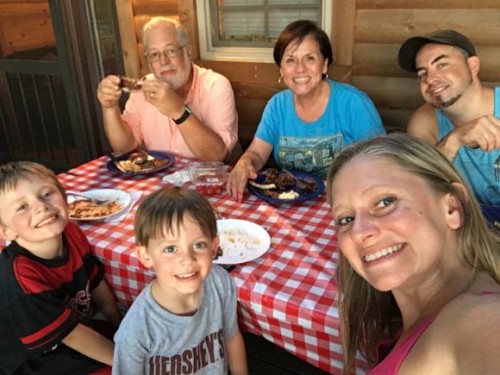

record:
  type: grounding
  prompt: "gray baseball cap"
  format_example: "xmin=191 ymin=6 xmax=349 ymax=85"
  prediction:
xmin=398 ymin=30 xmax=476 ymax=72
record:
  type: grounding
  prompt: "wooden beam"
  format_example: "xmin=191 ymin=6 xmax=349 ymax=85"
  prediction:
xmin=353 ymin=43 xmax=500 ymax=82
xmin=357 ymin=0 xmax=500 ymax=9
xmin=178 ymin=0 xmax=199 ymax=60
xmin=0 ymin=3 xmax=54 ymax=55
xmin=352 ymin=76 xmax=423 ymax=110
xmin=0 ymin=2 xmax=48 ymax=15
xmin=332 ymin=0 xmax=356 ymax=66
xmin=353 ymin=42 xmax=407 ymax=78
xmin=378 ymin=108 xmax=413 ymax=133
xmin=355 ymin=9 xmax=500 ymax=45
xmin=197 ymin=60 xmax=279 ymax=85
xmin=0 ymin=0 xmax=46 ymax=3
xmin=132 ymin=0 xmax=177 ymax=15
xmin=115 ymin=0 xmax=140 ymax=77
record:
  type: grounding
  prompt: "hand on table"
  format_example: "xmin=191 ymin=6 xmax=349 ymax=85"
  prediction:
xmin=226 ymin=159 xmax=258 ymax=202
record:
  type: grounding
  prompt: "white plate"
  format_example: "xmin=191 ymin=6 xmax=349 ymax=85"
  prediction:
xmin=215 ymin=219 xmax=271 ymax=265
xmin=67 ymin=189 xmax=131 ymax=221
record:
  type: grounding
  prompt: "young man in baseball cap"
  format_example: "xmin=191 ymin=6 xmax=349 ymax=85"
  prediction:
xmin=398 ymin=29 xmax=500 ymax=206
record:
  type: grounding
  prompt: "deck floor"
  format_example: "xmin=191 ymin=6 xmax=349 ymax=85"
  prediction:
xmin=242 ymin=332 xmax=331 ymax=375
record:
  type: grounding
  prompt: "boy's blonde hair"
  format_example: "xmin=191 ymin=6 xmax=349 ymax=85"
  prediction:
xmin=0 ymin=161 xmax=65 ymax=197
xmin=0 ymin=161 xmax=65 ymax=224
xmin=134 ymin=186 xmax=217 ymax=248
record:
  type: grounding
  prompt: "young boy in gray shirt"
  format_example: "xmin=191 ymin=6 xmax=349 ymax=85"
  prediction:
xmin=112 ymin=187 xmax=248 ymax=375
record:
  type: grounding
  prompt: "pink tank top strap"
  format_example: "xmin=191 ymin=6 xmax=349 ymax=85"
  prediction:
xmin=368 ymin=291 xmax=498 ymax=374
xmin=367 ymin=315 xmax=436 ymax=375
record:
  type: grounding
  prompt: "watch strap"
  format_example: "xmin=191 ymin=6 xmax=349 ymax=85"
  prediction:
xmin=173 ymin=106 xmax=192 ymax=125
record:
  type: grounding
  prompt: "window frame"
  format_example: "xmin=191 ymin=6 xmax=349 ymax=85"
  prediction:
xmin=195 ymin=0 xmax=332 ymax=63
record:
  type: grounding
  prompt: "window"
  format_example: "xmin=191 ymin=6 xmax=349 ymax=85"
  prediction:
xmin=196 ymin=0 xmax=332 ymax=62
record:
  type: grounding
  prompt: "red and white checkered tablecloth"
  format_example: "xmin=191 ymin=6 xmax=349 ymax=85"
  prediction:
xmin=9 ymin=156 xmax=368 ymax=374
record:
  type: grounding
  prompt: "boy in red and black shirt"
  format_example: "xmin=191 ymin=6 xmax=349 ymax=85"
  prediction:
xmin=0 ymin=162 xmax=121 ymax=374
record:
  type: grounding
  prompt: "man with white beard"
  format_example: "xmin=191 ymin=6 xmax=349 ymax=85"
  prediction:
xmin=398 ymin=29 xmax=500 ymax=205
xmin=97 ymin=17 xmax=239 ymax=162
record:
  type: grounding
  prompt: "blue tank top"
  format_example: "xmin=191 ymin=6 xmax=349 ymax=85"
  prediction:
xmin=436 ymin=87 xmax=500 ymax=205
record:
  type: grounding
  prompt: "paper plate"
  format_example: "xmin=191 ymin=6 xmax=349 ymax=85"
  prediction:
xmin=67 ymin=189 xmax=131 ymax=221
xmin=248 ymin=169 xmax=325 ymax=204
xmin=106 ymin=151 xmax=175 ymax=175
xmin=215 ymin=219 xmax=271 ymax=265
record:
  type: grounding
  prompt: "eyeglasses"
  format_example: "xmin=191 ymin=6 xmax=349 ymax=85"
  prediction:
xmin=145 ymin=46 xmax=186 ymax=63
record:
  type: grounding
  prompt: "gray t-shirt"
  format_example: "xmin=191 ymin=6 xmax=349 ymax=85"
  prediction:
xmin=113 ymin=265 xmax=238 ymax=375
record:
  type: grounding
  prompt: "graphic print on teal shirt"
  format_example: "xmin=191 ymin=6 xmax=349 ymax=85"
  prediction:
xmin=255 ymin=79 xmax=385 ymax=178
xmin=277 ymin=135 xmax=343 ymax=176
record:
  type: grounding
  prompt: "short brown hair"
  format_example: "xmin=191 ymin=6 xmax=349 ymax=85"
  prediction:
xmin=134 ymin=186 xmax=217 ymax=248
xmin=273 ymin=20 xmax=334 ymax=73
xmin=0 ymin=161 xmax=65 ymax=198
xmin=0 ymin=161 xmax=65 ymax=224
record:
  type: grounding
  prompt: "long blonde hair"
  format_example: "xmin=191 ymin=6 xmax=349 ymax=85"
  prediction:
xmin=326 ymin=133 xmax=500 ymax=373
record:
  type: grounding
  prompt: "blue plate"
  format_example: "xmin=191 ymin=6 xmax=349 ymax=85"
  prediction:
xmin=480 ymin=204 xmax=500 ymax=226
xmin=248 ymin=170 xmax=325 ymax=204
xmin=106 ymin=150 xmax=175 ymax=176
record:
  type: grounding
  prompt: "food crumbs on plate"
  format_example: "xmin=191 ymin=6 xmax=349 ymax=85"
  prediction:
xmin=219 ymin=228 xmax=261 ymax=257
xmin=278 ymin=190 xmax=299 ymax=200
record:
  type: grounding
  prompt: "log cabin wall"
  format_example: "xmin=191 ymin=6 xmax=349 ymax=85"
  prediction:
xmin=0 ymin=0 xmax=55 ymax=58
xmin=352 ymin=0 xmax=500 ymax=133
xmin=116 ymin=0 xmax=500 ymax=149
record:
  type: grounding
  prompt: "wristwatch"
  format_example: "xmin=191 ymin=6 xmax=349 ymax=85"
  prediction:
xmin=173 ymin=106 xmax=192 ymax=125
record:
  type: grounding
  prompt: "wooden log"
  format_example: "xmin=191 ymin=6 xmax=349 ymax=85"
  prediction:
xmin=132 ymin=0 xmax=177 ymax=15
xmin=115 ymin=0 xmax=140 ymax=78
xmin=355 ymin=9 xmax=500 ymax=45
xmin=332 ymin=0 xmax=356 ymax=66
xmin=353 ymin=43 xmax=500 ymax=83
xmin=235 ymin=97 xmax=267 ymax=147
xmin=329 ymin=65 xmax=353 ymax=83
xmin=0 ymin=2 xmax=48 ymax=15
xmin=378 ymin=108 xmax=414 ymax=133
xmin=353 ymin=43 xmax=405 ymax=77
xmin=352 ymin=76 xmax=424 ymax=110
xmin=178 ymin=0 xmax=199 ymax=60
xmin=475 ymin=47 xmax=500 ymax=82
xmin=197 ymin=61 xmax=280 ymax=85
xmin=231 ymin=81 xmax=281 ymax=101
xmin=0 ymin=0 xmax=47 ymax=3
xmin=0 ymin=2 xmax=52 ymax=56
xmin=357 ymin=0 xmax=500 ymax=9
xmin=0 ymin=12 xmax=54 ymax=55
xmin=197 ymin=60 xmax=353 ymax=86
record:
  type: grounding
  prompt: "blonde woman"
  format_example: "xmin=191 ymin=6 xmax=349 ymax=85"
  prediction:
xmin=327 ymin=133 xmax=500 ymax=374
